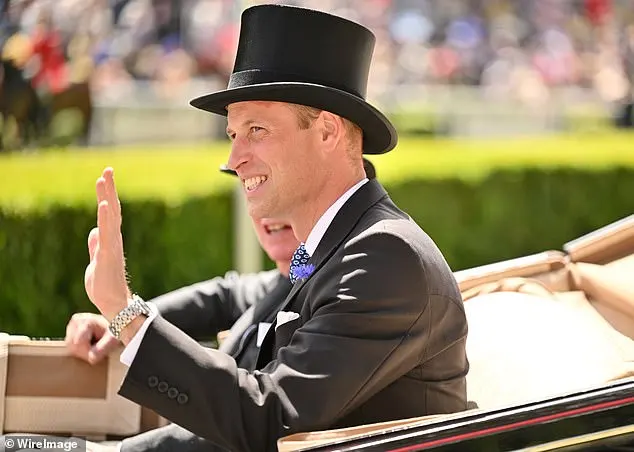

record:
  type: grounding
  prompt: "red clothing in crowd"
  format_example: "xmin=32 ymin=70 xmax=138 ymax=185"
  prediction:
xmin=585 ymin=0 xmax=612 ymax=27
xmin=30 ymin=27 xmax=68 ymax=94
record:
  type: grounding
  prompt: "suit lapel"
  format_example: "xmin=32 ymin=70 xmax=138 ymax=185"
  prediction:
xmin=252 ymin=274 xmax=292 ymax=322
xmin=220 ymin=274 xmax=292 ymax=359
xmin=284 ymin=179 xmax=388 ymax=304
xmin=255 ymin=180 xmax=389 ymax=368
xmin=218 ymin=306 xmax=255 ymax=355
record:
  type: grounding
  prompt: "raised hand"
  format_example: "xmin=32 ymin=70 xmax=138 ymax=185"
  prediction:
xmin=84 ymin=167 xmax=131 ymax=322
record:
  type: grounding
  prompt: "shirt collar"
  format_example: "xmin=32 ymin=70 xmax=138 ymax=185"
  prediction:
xmin=304 ymin=178 xmax=368 ymax=256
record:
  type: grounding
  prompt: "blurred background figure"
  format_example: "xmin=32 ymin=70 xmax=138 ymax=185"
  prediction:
xmin=29 ymin=8 xmax=68 ymax=101
xmin=1 ymin=0 xmax=634 ymax=150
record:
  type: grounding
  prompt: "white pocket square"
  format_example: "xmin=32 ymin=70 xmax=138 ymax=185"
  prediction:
xmin=276 ymin=311 xmax=300 ymax=330
xmin=256 ymin=322 xmax=272 ymax=347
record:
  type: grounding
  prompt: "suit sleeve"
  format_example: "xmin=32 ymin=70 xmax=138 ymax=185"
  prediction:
xmin=117 ymin=231 xmax=443 ymax=451
xmin=120 ymin=422 xmax=225 ymax=452
xmin=150 ymin=270 xmax=280 ymax=340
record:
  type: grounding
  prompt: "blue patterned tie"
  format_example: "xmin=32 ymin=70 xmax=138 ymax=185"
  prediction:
xmin=289 ymin=242 xmax=312 ymax=284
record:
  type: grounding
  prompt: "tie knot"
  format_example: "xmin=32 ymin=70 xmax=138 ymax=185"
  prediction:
xmin=289 ymin=243 xmax=314 ymax=284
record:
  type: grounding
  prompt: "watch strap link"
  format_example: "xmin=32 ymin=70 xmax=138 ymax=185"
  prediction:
xmin=109 ymin=294 xmax=151 ymax=340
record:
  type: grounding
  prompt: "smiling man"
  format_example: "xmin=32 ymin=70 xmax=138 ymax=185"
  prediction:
xmin=83 ymin=4 xmax=468 ymax=452
xmin=67 ymin=160 xmax=374 ymax=373
xmin=65 ymin=159 xmax=378 ymax=452
xmin=66 ymin=212 xmax=297 ymax=371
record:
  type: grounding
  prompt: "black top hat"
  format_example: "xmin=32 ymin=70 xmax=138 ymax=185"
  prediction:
xmin=190 ymin=4 xmax=397 ymax=155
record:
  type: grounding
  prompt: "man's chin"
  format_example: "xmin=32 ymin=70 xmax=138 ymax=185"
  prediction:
xmin=248 ymin=201 xmax=279 ymax=223
xmin=247 ymin=203 xmax=265 ymax=220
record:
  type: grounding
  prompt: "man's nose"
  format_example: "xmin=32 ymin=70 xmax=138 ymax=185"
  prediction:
xmin=226 ymin=137 xmax=250 ymax=173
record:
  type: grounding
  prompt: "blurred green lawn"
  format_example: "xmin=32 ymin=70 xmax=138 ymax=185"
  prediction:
xmin=1 ymin=132 xmax=633 ymax=212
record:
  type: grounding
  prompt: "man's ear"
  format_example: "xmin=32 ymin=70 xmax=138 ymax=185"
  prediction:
xmin=319 ymin=111 xmax=344 ymax=152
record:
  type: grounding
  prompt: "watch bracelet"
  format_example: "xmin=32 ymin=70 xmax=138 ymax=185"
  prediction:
xmin=109 ymin=295 xmax=149 ymax=339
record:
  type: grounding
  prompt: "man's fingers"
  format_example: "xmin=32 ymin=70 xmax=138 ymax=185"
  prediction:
xmin=97 ymin=200 xmax=110 ymax=247
xmin=96 ymin=176 xmax=107 ymax=205
xmin=70 ymin=344 xmax=90 ymax=362
xmin=88 ymin=334 xmax=117 ymax=365
xmin=96 ymin=175 xmax=111 ymax=249
xmin=74 ymin=322 xmax=94 ymax=347
xmin=98 ymin=169 xmax=123 ymax=247
xmin=88 ymin=227 xmax=99 ymax=260
xmin=102 ymin=167 xmax=121 ymax=229
xmin=97 ymin=173 xmax=119 ymax=230
xmin=66 ymin=322 xmax=92 ymax=362
xmin=64 ymin=318 xmax=77 ymax=346
xmin=103 ymin=168 xmax=122 ymax=226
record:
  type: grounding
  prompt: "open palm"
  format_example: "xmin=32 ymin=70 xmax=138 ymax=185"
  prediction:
xmin=84 ymin=168 xmax=130 ymax=321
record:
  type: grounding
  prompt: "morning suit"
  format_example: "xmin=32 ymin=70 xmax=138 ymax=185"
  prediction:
xmin=117 ymin=179 xmax=469 ymax=452
xmin=119 ymin=271 xmax=293 ymax=452
xmin=150 ymin=270 xmax=292 ymax=372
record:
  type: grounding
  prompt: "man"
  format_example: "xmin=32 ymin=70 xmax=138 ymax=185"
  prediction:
xmin=67 ymin=201 xmax=297 ymax=452
xmin=84 ymin=4 xmax=468 ymax=452
xmin=64 ymin=158 xmax=377 ymax=452
xmin=65 ymin=212 xmax=295 ymax=371
xmin=66 ymin=158 xmax=376 ymax=371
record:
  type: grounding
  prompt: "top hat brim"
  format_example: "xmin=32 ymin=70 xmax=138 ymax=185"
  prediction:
xmin=220 ymin=159 xmax=375 ymax=179
xmin=190 ymin=82 xmax=397 ymax=155
xmin=219 ymin=164 xmax=237 ymax=176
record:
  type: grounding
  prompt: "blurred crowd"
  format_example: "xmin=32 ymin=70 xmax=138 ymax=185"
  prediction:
xmin=1 ymin=0 xmax=633 ymax=102
xmin=0 ymin=0 xmax=633 ymax=151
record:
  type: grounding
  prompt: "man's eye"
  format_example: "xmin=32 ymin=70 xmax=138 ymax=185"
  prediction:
xmin=250 ymin=126 xmax=263 ymax=133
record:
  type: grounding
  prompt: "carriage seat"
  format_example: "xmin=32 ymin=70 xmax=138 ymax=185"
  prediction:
xmin=462 ymin=217 xmax=634 ymax=412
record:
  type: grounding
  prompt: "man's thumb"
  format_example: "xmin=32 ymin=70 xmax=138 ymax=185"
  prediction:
xmin=88 ymin=334 xmax=115 ymax=364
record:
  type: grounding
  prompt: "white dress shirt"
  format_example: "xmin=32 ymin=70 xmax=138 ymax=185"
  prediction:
xmin=304 ymin=177 xmax=368 ymax=256
xmin=119 ymin=177 xmax=369 ymax=367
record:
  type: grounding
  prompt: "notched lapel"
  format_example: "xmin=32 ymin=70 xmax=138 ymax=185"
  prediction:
xmin=272 ymin=315 xmax=302 ymax=358
xmin=252 ymin=274 xmax=293 ymax=322
xmin=254 ymin=180 xmax=389 ymax=369
xmin=286 ymin=180 xmax=389 ymax=305
xmin=218 ymin=305 xmax=255 ymax=356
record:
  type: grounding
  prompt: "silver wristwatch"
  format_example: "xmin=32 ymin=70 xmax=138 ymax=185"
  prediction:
xmin=108 ymin=294 xmax=151 ymax=340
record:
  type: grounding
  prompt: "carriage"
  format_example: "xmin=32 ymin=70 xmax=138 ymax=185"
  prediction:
xmin=1 ymin=214 xmax=633 ymax=451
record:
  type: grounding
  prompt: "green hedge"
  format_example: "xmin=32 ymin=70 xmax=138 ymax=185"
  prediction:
xmin=0 ymin=194 xmax=233 ymax=336
xmin=385 ymin=166 xmax=634 ymax=270
xmin=1 ymin=134 xmax=633 ymax=337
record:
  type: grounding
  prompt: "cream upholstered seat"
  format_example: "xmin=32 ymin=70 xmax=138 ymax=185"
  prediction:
xmin=464 ymin=288 xmax=634 ymax=411
xmin=463 ymin=215 xmax=634 ymax=410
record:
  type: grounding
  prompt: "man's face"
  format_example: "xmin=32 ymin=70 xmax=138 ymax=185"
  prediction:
xmin=226 ymin=101 xmax=322 ymax=221
xmin=252 ymin=217 xmax=298 ymax=265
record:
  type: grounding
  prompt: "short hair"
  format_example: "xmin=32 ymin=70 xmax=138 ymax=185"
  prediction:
xmin=291 ymin=104 xmax=362 ymax=152
xmin=294 ymin=104 xmax=321 ymax=129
